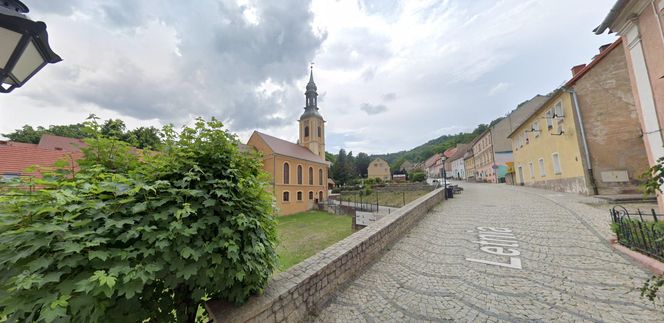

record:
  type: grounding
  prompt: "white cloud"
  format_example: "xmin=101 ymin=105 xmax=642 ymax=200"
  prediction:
xmin=488 ymin=82 xmax=511 ymax=96
xmin=0 ymin=0 xmax=617 ymax=156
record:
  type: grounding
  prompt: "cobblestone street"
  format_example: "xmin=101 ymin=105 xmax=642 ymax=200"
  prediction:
xmin=315 ymin=183 xmax=664 ymax=322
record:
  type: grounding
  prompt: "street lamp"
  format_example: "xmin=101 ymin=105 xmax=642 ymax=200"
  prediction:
xmin=440 ymin=156 xmax=448 ymax=200
xmin=0 ymin=0 xmax=61 ymax=93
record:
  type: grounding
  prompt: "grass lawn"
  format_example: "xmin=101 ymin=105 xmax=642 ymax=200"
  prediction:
xmin=275 ymin=211 xmax=353 ymax=271
xmin=336 ymin=190 xmax=432 ymax=208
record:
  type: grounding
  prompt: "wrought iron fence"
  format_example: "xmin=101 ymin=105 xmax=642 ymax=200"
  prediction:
xmin=610 ymin=205 xmax=664 ymax=262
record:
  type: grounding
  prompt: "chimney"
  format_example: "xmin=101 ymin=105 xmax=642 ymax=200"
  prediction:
xmin=599 ymin=43 xmax=611 ymax=53
xmin=571 ymin=64 xmax=586 ymax=77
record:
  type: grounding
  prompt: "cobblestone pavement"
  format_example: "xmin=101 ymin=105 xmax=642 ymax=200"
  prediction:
xmin=314 ymin=183 xmax=664 ymax=322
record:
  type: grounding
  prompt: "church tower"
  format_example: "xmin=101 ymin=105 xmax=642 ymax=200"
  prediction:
xmin=299 ymin=67 xmax=325 ymax=160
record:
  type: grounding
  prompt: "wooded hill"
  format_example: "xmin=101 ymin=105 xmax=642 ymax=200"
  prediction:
xmin=368 ymin=117 xmax=504 ymax=172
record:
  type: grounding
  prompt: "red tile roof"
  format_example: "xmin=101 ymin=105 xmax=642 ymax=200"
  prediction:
xmin=251 ymin=131 xmax=327 ymax=164
xmin=37 ymin=134 xmax=87 ymax=152
xmin=565 ymin=39 xmax=622 ymax=87
xmin=0 ymin=142 xmax=82 ymax=176
xmin=424 ymin=153 xmax=441 ymax=168
xmin=443 ymin=147 xmax=458 ymax=158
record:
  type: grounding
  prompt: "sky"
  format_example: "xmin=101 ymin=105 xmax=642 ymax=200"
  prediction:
xmin=0 ymin=0 xmax=616 ymax=155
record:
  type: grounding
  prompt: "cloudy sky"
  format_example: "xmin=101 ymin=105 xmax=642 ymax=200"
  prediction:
xmin=0 ymin=0 xmax=615 ymax=154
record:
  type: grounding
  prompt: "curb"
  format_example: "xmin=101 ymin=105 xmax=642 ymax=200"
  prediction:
xmin=609 ymin=238 xmax=664 ymax=275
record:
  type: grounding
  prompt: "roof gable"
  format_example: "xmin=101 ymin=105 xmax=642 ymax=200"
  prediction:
xmin=38 ymin=135 xmax=87 ymax=152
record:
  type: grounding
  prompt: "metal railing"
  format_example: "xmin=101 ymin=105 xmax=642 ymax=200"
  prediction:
xmin=610 ymin=205 xmax=664 ymax=262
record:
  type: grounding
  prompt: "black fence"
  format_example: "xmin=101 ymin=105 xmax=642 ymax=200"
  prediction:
xmin=610 ymin=205 xmax=664 ymax=262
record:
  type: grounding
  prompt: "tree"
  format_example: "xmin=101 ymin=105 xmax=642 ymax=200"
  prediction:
xmin=325 ymin=151 xmax=336 ymax=164
xmin=345 ymin=151 xmax=357 ymax=179
xmin=126 ymin=126 xmax=162 ymax=149
xmin=0 ymin=118 xmax=277 ymax=322
xmin=331 ymin=149 xmax=349 ymax=185
xmin=3 ymin=118 xmax=162 ymax=150
xmin=355 ymin=153 xmax=371 ymax=178
xmin=100 ymin=119 xmax=127 ymax=139
xmin=2 ymin=125 xmax=44 ymax=143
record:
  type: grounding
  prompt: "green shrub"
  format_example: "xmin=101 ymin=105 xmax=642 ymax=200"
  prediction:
xmin=0 ymin=118 xmax=277 ymax=322
xmin=410 ymin=172 xmax=426 ymax=182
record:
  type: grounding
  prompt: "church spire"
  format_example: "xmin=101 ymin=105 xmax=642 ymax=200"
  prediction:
xmin=301 ymin=64 xmax=322 ymax=120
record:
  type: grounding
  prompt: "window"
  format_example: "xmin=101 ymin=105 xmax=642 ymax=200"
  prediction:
xmin=308 ymin=167 xmax=314 ymax=185
xmin=297 ymin=165 xmax=303 ymax=184
xmin=283 ymin=163 xmax=290 ymax=184
xmin=317 ymin=126 xmax=321 ymax=137
xmin=309 ymin=191 xmax=314 ymax=200
xmin=552 ymin=153 xmax=562 ymax=175
xmin=553 ymin=101 xmax=564 ymax=121
xmin=546 ymin=110 xmax=553 ymax=129
xmin=304 ymin=126 xmax=309 ymax=137
xmin=532 ymin=121 xmax=540 ymax=137
xmin=1 ymin=173 xmax=19 ymax=180
xmin=297 ymin=191 xmax=303 ymax=201
xmin=528 ymin=162 xmax=534 ymax=179
xmin=283 ymin=191 xmax=290 ymax=202
xmin=524 ymin=131 xmax=529 ymax=145
xmin=319 ymin=169 xmax=323 ymax=185
xmin=318 ymin=191 xmax=323 ymax=201
xmin=538 ymin=158 xmax=546 ymax=177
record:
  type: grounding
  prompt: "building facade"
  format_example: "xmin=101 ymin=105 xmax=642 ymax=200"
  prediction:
xmin=463 ymin=145 xmax=476 ymax=182
xmin=596 ymin=0 xmax=664 ymax=207
xmin=247 ymin=69 xmax=329 ymax=216
xmin=566 ymin=40 xmax=649 ymax=194
xmin=472 ymin=130 xmax=495 ymax=182
xmin=367 ymin=158 xmax=391 ymax=181
xmin=509 ymin=90 xmax=589 ymax=193
xmin=424 ymin=153 xmax=442 ymax=179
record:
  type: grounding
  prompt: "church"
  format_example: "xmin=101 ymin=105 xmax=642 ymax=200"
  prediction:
xmin=247 ymin=68 xmax=329 ymax=216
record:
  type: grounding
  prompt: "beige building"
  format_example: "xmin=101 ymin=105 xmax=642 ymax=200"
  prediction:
xmin=566 ymin=40 xmax=649 ymax=194
xmin=510 ymin=41 xmax=648 ymax=194
xmin=247 ymin=69 xmax=329 ymax=216
xmin=367 ymin=158 xmax=391 ymax=181
xmin=595 ymin=0 xmax=664 ymax=207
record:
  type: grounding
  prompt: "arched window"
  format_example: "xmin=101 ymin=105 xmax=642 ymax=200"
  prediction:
xmin=304 ymin=126 xmax=309 ymax=137
xmin=308 ymin=167 xmax=314 ymax=185
xmin=317 ymin=126 xmax=321 ymax=137
xmin=283 ymin=163 xmax=290 ymax=184
xmin=297 ymin=191 xmax=303 ymax=201
xmin=283 ymin=191 xmax=289 ymax=202
xmin=297 ymin=165 xmax=303 ymax=184
xmin=319 ymin=169 xmax=323 ymax=185
xmin=319 ymin=191 xmax=323 ymax=202
xmin=309 ymin=191 xmax=314 ymax=200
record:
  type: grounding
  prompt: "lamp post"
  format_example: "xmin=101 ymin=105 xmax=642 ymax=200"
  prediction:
xmin=0 ymin=0 xmax=61 ymax=93
xmin=440 ymin=156 xmax=447 ymax=200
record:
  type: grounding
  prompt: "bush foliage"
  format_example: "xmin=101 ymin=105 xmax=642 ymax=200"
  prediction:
xmin=0 ymin=118 xmax=277 ymax=322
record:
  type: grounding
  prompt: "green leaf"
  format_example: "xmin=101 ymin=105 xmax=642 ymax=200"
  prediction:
xmin=131 ymin=202 xmax=147 ymax=214
xmin=88 ymin=250 xmax=110 ymax=261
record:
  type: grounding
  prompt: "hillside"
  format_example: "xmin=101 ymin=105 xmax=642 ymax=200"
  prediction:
xmin=369 ymin=117 xmax=504 ymax=171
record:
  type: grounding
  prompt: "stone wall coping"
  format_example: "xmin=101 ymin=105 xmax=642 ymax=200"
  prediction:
xmin=206 ymin=188 xmax=444 ymax=322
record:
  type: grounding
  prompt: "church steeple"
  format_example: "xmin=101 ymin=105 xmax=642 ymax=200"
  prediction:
xmin=301 ymin=65 xmax=322 ymax=119
xmin=299 ymin=65 xmax=325 ymax=160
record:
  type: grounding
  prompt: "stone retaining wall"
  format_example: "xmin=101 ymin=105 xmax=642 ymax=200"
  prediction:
xmin=205 ymin=188 xmax=444 ymax=322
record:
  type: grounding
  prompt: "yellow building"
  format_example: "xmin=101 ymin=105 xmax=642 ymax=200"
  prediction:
xmin=247 ymin=69 xmax=329 ymax=215
xmin=508 ymin=90 xmax=588 ymax=193
xmin=367 ymin=158 xmax=391 ymax=181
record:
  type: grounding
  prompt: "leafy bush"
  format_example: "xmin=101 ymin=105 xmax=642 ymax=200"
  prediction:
xmin=0 ymin=118 xmax=277 ymax=322
xmin=409 ymin=172 xmax=426 ymax=182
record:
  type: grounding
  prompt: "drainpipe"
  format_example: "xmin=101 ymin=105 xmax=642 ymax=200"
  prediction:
xmin=567 ymin=88 xmax=598 ymax=195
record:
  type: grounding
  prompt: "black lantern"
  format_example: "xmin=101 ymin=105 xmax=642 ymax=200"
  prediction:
xmin=0 ymin=0 xmax=61 ymax=93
